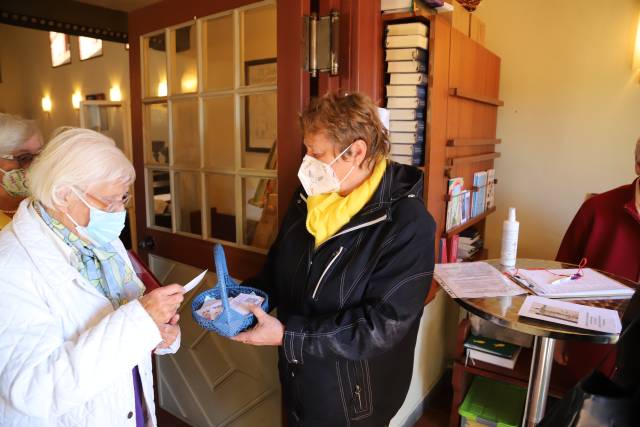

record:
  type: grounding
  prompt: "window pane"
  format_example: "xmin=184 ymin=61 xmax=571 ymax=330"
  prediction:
xmin=82 ymin=105 xmax=127 ymax=154
xmin=143 ymin=33 xmax=167 ymax=97
xmin=205 ymin=174 xmax=236 ymax=242
xmin=243 ymin=176 xmax=277 ymax=248
xmin=203 ymin=95 xmax=234 ymax=170
xmin=241 ymin=4 xmax=277 ymax=86
xmin=175 ymin=171 xmax=202 ymax=235
xmin=149 ymin=169 xmax=172 ymax=229
xmin=203 ymin=14 xmax=234 ymax=91
xmin=170 ymin=24 xmax=198 ymax=94
xmin=172 ymin=98 xmax=199 ymax=167
xmin=241 ymin=92 xmax=276 ymax=169
xmin=144 ymin=103 xmax=169 ymax=165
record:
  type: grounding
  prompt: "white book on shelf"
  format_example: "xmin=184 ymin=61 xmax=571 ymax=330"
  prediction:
xmin=386 ymin=22 xmax=428 ymax=37
xmin=386 ymin=85 xmax=426 ymax=98
xmin=389 ymin=120 xmax=422 ymax=132
xmin=389 ymin=108 xmax=423 ymax=121
xmin=389 ymin=72 xmax=428 ymax=85
xmin=466 ymin=347 xmax=521 ymax=370
xmin=387 ymin=61 xmax=426 ymax=74
xmin=381 ymin=0 xmax=412 ymax=11
xmin=390 ymin=154 xmax=413 ymax=166
xmin=386 ymin=48 xmax=427 ymax=62
xmin=390 ymin=132 xmax=422 ymax=144
xmin=385 ymin=35 xmax=428 ymax=50
xmin=390 ymin=143 xmax=422 ymax=156
xmin=387 ymin=97 xmax=425 ymax=109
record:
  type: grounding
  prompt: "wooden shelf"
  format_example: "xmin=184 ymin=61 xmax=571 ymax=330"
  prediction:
xmin=467 ymin=248 xmax=489 ymax=262
xmin=449 ymin=87 xmax=504 ymax=106
xmin=381 ymin=9 xmax=434 ymax=24
xmin=445 ymin=152 xmax=501 ymax=168
xmin=444 ymin=207 xmax=496 ymax=238
xmin=447 ymin=138 xmax=502 ymax=147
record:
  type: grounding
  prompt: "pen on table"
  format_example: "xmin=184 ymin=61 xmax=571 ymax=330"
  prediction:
xmin=550 ymin=276 xmax=572 ymax=285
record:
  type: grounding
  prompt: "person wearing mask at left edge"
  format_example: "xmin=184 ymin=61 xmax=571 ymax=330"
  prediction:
xmin=0 ymin=113 xmax=43 ymax=229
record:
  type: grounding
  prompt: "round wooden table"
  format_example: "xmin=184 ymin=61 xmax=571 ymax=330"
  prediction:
xmin=454 ymin=259 xmax=638 ymax=427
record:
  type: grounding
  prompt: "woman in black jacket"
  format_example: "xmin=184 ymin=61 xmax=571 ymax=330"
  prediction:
xmin=233 ymin=92 xmax=435 ymax=426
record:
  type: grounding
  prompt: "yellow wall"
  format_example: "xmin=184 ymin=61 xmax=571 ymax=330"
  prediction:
xmin=475 ymin=0 xmax=640 ymax=260
xmin=0 ymin=24 xmax=130 ymax=138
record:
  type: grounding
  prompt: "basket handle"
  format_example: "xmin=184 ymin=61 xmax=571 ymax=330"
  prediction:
xmin=214 ymin=244 xmax=236 ymax=324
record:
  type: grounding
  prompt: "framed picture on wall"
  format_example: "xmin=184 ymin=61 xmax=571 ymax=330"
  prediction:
xmin=79 ymin=37 xmax=103 ymax=61
xmin=50 ymin=32 xmax=71 ymax=67
xmin=244 ymin=58 xmax=277 ymax=153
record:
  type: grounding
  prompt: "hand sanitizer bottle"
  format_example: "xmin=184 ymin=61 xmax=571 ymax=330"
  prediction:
xmin=500 ymin=207 xmax=519 ymax=267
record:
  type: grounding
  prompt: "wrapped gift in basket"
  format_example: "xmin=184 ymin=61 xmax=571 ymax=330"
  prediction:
xmin=191 ymin=244 xmax=269 ymax=337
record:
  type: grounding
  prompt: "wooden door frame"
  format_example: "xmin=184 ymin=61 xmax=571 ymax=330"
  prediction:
xmin=128 ymin=0 xmax=308 ymax=280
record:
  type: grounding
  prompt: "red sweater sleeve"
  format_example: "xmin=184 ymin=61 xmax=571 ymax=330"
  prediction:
xmin=556 ymin=201 xmax=594 ymax=264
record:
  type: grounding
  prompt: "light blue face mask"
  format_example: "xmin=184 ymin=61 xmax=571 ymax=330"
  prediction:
xmin=66 ymin=188 xmax=126 ymax=247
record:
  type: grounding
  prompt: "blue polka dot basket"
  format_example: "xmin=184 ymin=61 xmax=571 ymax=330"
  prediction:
xmin=191 ymin=244 xmax=269 ymax=337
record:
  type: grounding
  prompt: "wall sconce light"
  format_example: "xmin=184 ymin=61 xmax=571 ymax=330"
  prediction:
xmin=157 ymin=80 xmax=168 ymax=97
xmin=181 ymin=74 xmax=198 ymax=92
xmin=633 ymin=12 xmax=640 ymax=72
xmin=41 ymin=96 xmax=52 ymax=113
xmin=109 ymin=85 xmax=123 ymax=102
xmin=72 ymin=91 xmax=82 ymax=110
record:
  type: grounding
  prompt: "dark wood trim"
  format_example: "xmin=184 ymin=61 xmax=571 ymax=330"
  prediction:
xmin=447 ymin=138 xmax=501 ymax=147
xmin=0 ymin=0 xmax=128 ymax=42
xmin=443 ymin=206 xmax=496 ymax=238
xmin=449 ymin=87 xmax=504 ymax=106
xmin=318 ymin=0 xmax=381 ymax=100
xmin=446 ymin=152 xmax=501 ymax=167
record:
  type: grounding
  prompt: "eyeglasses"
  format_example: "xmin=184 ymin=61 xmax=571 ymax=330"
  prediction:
xmin=0 ymin=152 xmax=41 ymax=167
xmin=84 ymin=191 xmax=132 ymax=213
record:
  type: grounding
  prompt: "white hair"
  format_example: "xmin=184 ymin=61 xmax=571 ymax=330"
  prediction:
xmin=28 ymin=127 xmax=135 ymax=209
xmin=0 ymin=113 xmax=41 ymax=155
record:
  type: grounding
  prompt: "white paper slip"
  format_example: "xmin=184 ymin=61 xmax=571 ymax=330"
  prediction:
xmin=518 ymin=295 xmax=622 ymax=334
xmin=434 ymin=262 xmax=526 ymax=299
xmin=515 ymin=268 xmax=634 ymax=299
xmin=183 ymin=270 xmax=208 ymax=293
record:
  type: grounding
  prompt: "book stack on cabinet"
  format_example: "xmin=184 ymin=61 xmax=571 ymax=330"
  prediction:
xmin=384 ymin=22 xmax=428 ymax=167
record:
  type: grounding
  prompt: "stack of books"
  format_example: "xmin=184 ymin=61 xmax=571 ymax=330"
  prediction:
xmin=464 ymin=334 xmax=522 ymax=370
xmin=384 ymin=22 xmax=428 ymax=167
xmin=458 ymin=227 xmax=483 ymax=260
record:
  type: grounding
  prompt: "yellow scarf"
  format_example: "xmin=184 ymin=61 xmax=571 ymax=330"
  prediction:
xmin=0 ymin=211 xmax=11 ymax=230
xmin=306 ymin=157 xmax=387 ymax=247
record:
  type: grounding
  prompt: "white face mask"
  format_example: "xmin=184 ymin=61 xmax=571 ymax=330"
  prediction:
xmin=297 ymin=143 xmax=356 ymax=196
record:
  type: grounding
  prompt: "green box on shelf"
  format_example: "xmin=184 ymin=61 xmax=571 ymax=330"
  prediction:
xmin=459 ymin=376 xmax=526 ymax=427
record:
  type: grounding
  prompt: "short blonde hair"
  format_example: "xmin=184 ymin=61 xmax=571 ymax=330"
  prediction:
xmin=0 ymin=113 xmax=41 ymax=155
xmin=28 ymin=128 xmax=135 ymax=209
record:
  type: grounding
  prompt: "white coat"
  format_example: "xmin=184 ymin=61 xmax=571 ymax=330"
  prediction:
xmin=0 ymin=200 xmax=179 ymax=426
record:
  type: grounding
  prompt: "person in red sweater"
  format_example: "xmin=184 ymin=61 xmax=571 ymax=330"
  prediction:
xmin=554 ymin=138 xmax=640 ymax=380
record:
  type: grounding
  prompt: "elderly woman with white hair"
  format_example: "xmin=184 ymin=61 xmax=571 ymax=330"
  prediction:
xmin=0 ymin=128 xmax=184 ymax=426
xmin=0 ymin=113 xmax=43 ymax=228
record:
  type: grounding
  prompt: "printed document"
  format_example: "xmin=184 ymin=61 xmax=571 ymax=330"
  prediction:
xmin=518 ymin=296 xmax=622 ymax=334
xmin=434 ymin=262 xmax=526 ymax=299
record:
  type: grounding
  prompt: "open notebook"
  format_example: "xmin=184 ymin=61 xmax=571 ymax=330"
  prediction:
xmin=512 ymin=268 xmax=634 ymax=299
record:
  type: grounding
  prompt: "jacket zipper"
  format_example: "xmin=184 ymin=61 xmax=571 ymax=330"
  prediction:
xmin=354 ymin=384 xmax=363 ymax=411
xmin=315 ymin=215 xmax=388 ymax=253
xmin=311 ymin=246 xmax=343 ymax=300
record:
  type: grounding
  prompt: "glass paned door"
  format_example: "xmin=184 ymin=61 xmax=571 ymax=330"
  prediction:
xmin=140 ymin=0 xmax=278 ymax=251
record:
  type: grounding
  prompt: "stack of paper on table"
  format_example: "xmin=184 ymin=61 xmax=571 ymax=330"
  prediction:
xmin=518 ymin=295 xmax=622 ymax=334
xmin=512 ymin=268 xmax=634 ymax=299
xmin=434 ymin=262 xmax=526 ymax=299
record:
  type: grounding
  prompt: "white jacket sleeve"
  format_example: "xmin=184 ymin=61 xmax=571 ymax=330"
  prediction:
xmin=0 ymin=270 xmax=162 ymax=419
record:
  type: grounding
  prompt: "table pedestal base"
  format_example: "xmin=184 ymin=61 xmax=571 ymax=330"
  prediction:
xmin=522 ymin=336 xmax=556 ymax=427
